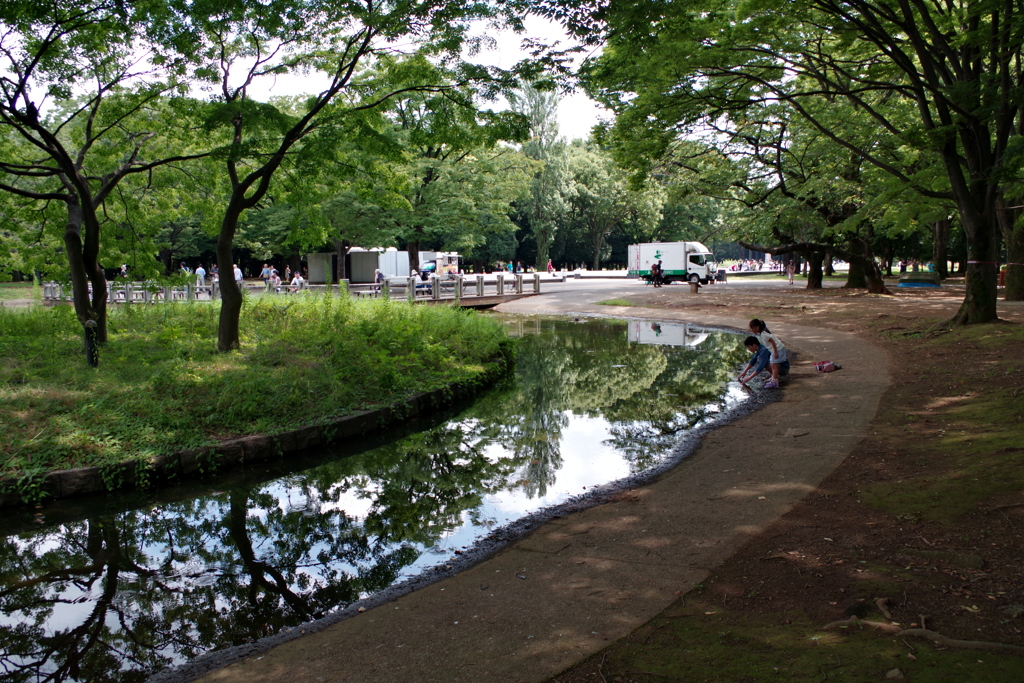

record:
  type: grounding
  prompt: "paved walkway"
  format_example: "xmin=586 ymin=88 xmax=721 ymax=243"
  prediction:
xmin=185 ymin=282 xmax=890 ymax=683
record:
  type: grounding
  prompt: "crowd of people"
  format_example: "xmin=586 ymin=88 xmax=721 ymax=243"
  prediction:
xmin=726 ymin=259 xmax=783 ymax=272
xmin=166 ymin=261 xmax=307 ymax=293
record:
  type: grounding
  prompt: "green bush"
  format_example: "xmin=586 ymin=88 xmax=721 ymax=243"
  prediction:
xmin=0 ymin=296 xmax=507 ymax=478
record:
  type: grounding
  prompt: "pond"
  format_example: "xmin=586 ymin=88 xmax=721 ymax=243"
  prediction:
xmin=0 ymin=316 xmax=750 ymax=683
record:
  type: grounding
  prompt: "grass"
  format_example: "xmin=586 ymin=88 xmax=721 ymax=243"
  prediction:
xmin=0 ymin=281 xmax=36 ymax=303
xmin=596 ymin=297 xmax=639 ymax=307
xmin=0 ymin=294 xmax=508 ymax=480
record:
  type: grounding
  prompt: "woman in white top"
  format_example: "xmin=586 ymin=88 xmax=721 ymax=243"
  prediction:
xmin=749 ymin=319 xmax=789 ymax=388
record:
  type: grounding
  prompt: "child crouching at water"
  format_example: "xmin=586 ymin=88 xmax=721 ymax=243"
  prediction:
xmin=748 ymin=319 xmax=790 ymax=388
xmin=738 ymin=336 xmax=790 ymax=387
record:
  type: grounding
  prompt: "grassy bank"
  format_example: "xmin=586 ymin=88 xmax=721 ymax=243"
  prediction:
xmin=0 ymin=295 xmax=508 ymax=481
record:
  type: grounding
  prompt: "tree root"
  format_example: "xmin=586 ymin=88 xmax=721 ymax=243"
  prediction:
xmin=897 ymin=629 xmax=1024 ymax=653
xmin=876 ymin=598 xmax=893 ymax=621
xmin=822 ymin=616 xmax=901 ymax=633
xmin=822 ymin=616 xmax=1024 ymax=652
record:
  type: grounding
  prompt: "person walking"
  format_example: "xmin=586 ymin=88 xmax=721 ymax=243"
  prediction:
xmin=195 ymin=264 xmax=206 ymax=287
xmin=787 ymin=260 xmax=796 ymax=285
xmin=233 ymin=264 xmax=243 ymax=285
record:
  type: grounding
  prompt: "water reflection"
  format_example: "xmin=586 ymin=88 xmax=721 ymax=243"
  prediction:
xmin=0 ymin=317 xmax=747 ymax=683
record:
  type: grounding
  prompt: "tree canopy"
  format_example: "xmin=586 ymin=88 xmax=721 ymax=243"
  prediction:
xmin=539 ymin=0 xmax=1024 ymax=319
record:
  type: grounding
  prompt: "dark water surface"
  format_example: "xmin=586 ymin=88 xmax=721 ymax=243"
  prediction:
xmin=0 ymin=317 xmax=748 ymax=683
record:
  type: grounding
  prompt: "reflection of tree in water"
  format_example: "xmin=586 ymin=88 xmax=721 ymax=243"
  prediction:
xmin=467 ymin=320 xmax=743 ymax=497
xmin=602 ymin=331 xmax=746 ymax=472
xmin=0 ymin=424 xmax=523 ymax=683
xmin=0 ymin=319 xmax=747 ymax=683
xmin=474 ymin=324 xmax=572 ymax=498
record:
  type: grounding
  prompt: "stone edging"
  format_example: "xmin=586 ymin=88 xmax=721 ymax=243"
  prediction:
xmin=0 ymin=347 xmax=512 ymax=508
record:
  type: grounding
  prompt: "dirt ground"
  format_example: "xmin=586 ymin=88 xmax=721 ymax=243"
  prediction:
xmin=551 ymin=278 xmax=1024 ymax=682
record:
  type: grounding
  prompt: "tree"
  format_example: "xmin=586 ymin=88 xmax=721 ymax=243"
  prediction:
xmin=565 ymin=141 xmax=662 ymax=269
xmin=0 ymin=2 xmax=206 ymax=348
xmin=182 ymin=7 xmax=541 ymax=350
xmin=376 ymin=62 xmax=533 ymax=272
xmin=509 ymin=80 xmax=572 ymax=270
xmin=545 ymin=0 xmax=1024 ymax=320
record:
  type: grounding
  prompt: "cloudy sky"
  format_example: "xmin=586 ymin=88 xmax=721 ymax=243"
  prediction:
xmin=248 ymin=16 xmax=608 ymax=142
xmin=471 ymin=15 xmax=609 ymax=141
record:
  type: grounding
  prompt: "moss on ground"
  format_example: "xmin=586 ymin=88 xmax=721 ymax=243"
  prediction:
xmin=859 ymin=324 xmax=1024 ymax=525
xmin=560 ymin=595 xmax=1023 ymax=682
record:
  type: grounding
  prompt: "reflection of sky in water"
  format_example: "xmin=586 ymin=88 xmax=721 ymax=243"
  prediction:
xmin=336 ymin=380 xmax=750 ymax=584
xmin=0 ymin=317 xmax=750 ymax=683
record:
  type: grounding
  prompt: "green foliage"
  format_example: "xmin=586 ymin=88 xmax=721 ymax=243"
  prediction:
xmin=0 ymin=297 xmax=507 ymax=479
xmin=508 ymin=80 xmax=573 ymax=268
xmin=563 ymin=141 xmax=664 ymax=268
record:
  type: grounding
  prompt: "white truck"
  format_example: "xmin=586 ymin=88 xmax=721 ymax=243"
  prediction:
xmin=627 ymin=241 xmax=716 ymax=285
xmin=628 ymin=320 xmax=709 ymax=348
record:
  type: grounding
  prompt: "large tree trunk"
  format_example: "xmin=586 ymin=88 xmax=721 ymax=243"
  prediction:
xmin=864 ymin=261 xmax=890 ymax=294
xmin=217 ymin=204 xmax=243 ymax=352
xmin=590 ymin=226 xmax=605 ymax=270
xmin=948 ymin=214 xmax=999 ymax=324
xmin=941 ymin=140 xmax=1000 ymax=323
xmin=806 ymin=250 xmax=824 ymax=289
xmin=534 ymin=222 xmax=555 ymax=271
xmin=824 ymin=252 xmax=834 ymax=276
xmin=844 ymin=259 xmax=867 ymax=289
xmin=861 ymin=243 xmax=890 ymax=295
xmin=406 ymin=236 xmax=421 ymax=274
xmin=933 ymin=219 xmax=950 ymax=279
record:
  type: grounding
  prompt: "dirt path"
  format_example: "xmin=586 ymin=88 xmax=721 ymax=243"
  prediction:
xmin=173 ymin=280 xmax=907 ymax=683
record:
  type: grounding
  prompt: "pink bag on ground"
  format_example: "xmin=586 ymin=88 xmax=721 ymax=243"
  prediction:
xmin=814 ymin=360 xmax=841 ymax=372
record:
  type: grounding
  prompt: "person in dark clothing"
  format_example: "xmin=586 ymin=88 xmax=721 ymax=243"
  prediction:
xmin=651 ymin=260 xmax=663 ymax=287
